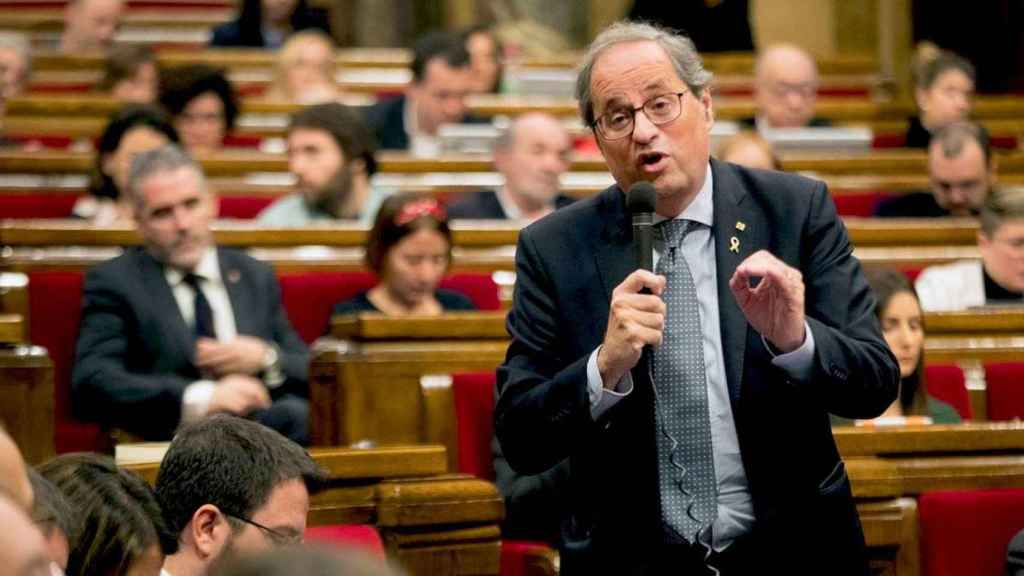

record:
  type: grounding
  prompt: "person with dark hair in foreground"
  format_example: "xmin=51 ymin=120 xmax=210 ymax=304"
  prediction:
xmin=211 ymin=545 xmax=403 ymax=576
xmin=159 ymin=65 xmax=239 ymax=154
xmin=257 ymin=102 xmax=386 ymax=225
xmin=72 ymin=145 xmax=311 ymax=443
xmin=331 ymin=193 xmax=475 ymax=319
xmin=38 ymin=453 xmax=176 ymax=576
xmin=363 ymin=31 xmax=478 ymax=155
xmin=27 ymin=469 xmax=78 ymax=572
xmin=156 ymin=415 xmax=324 ymax=576
xmin=494 ymin=21 xmax=897 ymax=574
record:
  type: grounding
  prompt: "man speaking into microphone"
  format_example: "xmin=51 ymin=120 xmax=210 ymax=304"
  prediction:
xmin=494 ymin=22 xmax=898 ymax=575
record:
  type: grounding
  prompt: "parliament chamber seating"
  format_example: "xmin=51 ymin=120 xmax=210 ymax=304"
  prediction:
xmin=923 ymin=364 xmax=973 ymax=421
xmin=984 ymin=363 xmax=1024 ymax=422
xmin=304 ymin=524 xmax=386 ymax=558
xmin=918 ymin=488 xmax=1024 ymax=576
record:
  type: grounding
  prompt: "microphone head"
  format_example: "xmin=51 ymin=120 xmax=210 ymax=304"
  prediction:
xmin=627 ymin=182 xmax=657 ymax=214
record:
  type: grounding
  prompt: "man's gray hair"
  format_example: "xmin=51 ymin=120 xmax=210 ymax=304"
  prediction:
xmin=575 ymin=21 xmax=713 ymax=127
xmin=127 ymin=143 xmax=206 ymax=210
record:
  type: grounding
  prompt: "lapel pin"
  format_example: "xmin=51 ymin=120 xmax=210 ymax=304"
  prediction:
xmin=228 ymin=270 xmax=241 ymax=284
xmin=735 ymin=221 xmax=746 ymax=231
xmin=729 ymin=236 xmax=740 ymax=253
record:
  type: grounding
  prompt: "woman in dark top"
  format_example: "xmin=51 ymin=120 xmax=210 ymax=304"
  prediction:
xmin=835 ymin=268 xmax=961 ymax=426
xmin=158 ymin=65 xmax=238 ymax=154
xmin=209 ymin=0 xmax=330 ymax=49
xmin=332 ymin=193 xmax=476 ymax=318
xmin=906 ymin=46 xmax=976 ymax=149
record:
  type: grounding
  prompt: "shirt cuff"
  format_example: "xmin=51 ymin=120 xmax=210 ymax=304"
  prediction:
xmin=763 ymin=321 xmax=816 ymax=382
xmin=262 ymin=342 xmax=285 ymax=389
xmin=587 ymin=346 xmax=634 ymax=420
xmin=181 ymin=380 xmax=216 ymax=426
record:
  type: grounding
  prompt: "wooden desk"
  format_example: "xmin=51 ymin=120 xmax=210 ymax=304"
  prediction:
xmin=309 ymin=313 xmax=509 ymax=462
xmin=124 ymin=444 xmax=503 ymax=576
xmin=0 ymin=315 xmax=54 ymax=464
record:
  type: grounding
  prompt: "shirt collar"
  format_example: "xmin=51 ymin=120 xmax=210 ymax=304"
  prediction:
xmin=494 ymin=186 xmax=522 ymax=220
xmin=164 ymin=246 xmax=221 ymax=286
xmin=652 ymin=162 xmax=714 ymax=228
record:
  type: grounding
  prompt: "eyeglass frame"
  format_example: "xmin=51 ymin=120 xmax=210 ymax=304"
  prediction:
xmin=223 ymin=512 xmax=302 ymax=546
xmin=591 ymin=90 xmax=690 ymax=141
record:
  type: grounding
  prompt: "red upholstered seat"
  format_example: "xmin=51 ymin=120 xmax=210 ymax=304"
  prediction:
xmin=919 ymin=488 xmax=1024 ymax=576
xmin=831 ymin=191 xmax=895 ymax=217
xmin=278 ymin=271 xmax=502 ymax=344
xmin=216 ymin=196 xmax=277 ymax=219
xmin=924 ymin=364 xmax=972 ymax=420
xmin=26 ymin=271 xmax=110 ymax=453
xmin=985 ymin=362 xmax=1024 ymax=421
xmin=304 ymin=524 xmax=385 ymax=558
xmin=450 ymin=372 xmax=558 ymax=576
xmin=0 ymin=194 xmax=80 ymax=218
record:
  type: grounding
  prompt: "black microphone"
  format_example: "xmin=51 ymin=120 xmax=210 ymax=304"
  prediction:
xmin=627 ymin=182 xmax=657 ymax=273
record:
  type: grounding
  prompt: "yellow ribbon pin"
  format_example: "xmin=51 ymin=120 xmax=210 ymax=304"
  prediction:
xmin=735 ymin=221 xmax=746 ymax=231
xmin=729 ymin=236 xmax=740 ymax=253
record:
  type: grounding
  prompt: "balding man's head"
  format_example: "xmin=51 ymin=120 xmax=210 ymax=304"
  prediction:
xmin=494 ymin=112 xmax=572 ymax=215
xmin=61 ymin=0 xmax=123 ymax=53
xmin=0 ymin=495 xmax=50 ymax=576
xmin=754 ymin=43 xmax=820 ymax=129
xmin=0 ymin=428 xmax=32 ymax=512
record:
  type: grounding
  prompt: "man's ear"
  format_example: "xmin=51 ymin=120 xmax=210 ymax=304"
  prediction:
xmin=190 ymin=504 xmax=231 ymax=559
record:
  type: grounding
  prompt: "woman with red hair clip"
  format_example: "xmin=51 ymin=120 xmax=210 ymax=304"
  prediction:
xmin=331 ymin=193 xmax=476 ymax=317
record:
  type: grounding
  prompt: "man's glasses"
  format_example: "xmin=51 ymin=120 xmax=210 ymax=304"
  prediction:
xmin=225 ymin=512 xmax=302 ymax=546
xmin=592 ymin=91 xmax=689 ymax=140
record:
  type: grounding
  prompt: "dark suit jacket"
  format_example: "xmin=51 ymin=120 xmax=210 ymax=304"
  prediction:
xmin=447 ymin=189 xmax=576 ymax=220
xmin=873 ymin=190 xmax=952 ymax=217
xmin=738 ymin=116 xmax=834 ymax=129
xmin=363 ymin=95 xmax=489 ymax=151
xmin=209 ymin=10 xmax=330 ymax=48
xmin=494 ymin=159 xmax=898 ymax=574
xmin=72 ymin=247 xmax=309 ymax=440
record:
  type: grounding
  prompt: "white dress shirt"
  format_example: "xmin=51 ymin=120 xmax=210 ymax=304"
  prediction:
xmin=585 ymin=165 xmax=817 ymax=549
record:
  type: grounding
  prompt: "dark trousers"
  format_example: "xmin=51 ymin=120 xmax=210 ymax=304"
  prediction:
xmin=252 ymin=394 xmax=309 ymax=445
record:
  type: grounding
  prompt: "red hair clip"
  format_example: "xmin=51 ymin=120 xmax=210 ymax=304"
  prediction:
xmin=394 ymin=198 xmax=447 ymax=226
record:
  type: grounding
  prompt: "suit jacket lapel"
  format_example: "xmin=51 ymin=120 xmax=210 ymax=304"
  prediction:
xmin=136 ymin=248 xmax=195 ymax=365
xmin=711 ymin=159 xmax=764 ymax=404
xmin=218 ymin=249 xmax=251 ymax=336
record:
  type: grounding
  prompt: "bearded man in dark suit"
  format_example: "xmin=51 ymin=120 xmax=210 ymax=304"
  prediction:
xmin=494 ymin=22 xmax=898 ymax=575
xmin=73 ymin=144 xmax=309 ymax=443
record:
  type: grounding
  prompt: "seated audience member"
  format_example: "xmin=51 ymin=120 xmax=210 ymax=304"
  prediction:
xmin=447 ymin=112 xmax=573 ymax=222
xmin=743 ymin=43 xmax=830 ymax=130
xmin=0 ymin=427 xmax=33 ymax=511
xmin=258 ymin=102 xmax=384 ymax=225
xmin=875 ymin=121 xmax=993 ymax=218
xmin=0 ymin=32 xmax=30 ymax=100
xmin=210 ymin=0 xmax=329 ymax=49
xmin=38 ymin=453 xmax=176 ymax=576
xmin=332 ymin=194 xmax=475 ymax=317
xmin=59 ymin=0 xmax=123 ymax=53
xmin=0 ymin=494 xmax=52 ymax=576
xmin=834 ymin=268 xmax=960 ymax=425
xmin=905 ymin=44 xmax=975 ymax=149
xmin=265 ymin=30 xmax=339 ymax=104
xmin=460 ymin=25 xmax=503 ymax=94
xmin=212 ymin=546 xmax=402 ymax=576
xmin=159 ymin=65 xmax=239 ymax=154
xmin=98 ymin=44 xmax=160 ymax=104
xmin=364 ymin=31 xmax=477 ymax=155
xmin=27 ymin=470 xmax=76 ymax=573
xmin=716 ymin=130 xmax=781 ymax=171
xmin=916 ymin=188 xmax=1024 ymax=311
xmin=75 ymin=104 xmax=180 ymax=223
xmin=156 ymin=415 xmax=324 ymax=576
xmin=72 ymin=145 xmax=311 ymax=443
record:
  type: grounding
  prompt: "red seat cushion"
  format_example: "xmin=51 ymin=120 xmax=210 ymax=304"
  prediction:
xmin=452 ymin=372 xmax=497 ymax=481
xmin=924 ymin=364 xmax=972 ymax=420
xmin=27 ymin=271 xmax=108 ymax=452
xmin=985 ymin=362 xmax=1024 ymax=421
xmin=0 ymin=194 xmax=80 ymax=218
xmin=501 ymin=539 xmax=555 ymax=576
xmin=831 ymin=191 xmax=895 ymax=217
xmin=304 ymin=524 xmax=385 ymax=558
xmin=278 ymin=271 xmax=502 ymax=344
xmin=216 ymin=196 xmax=276 ymax=219
xmin=919 ymin=488 xmax=1024 ymax=576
